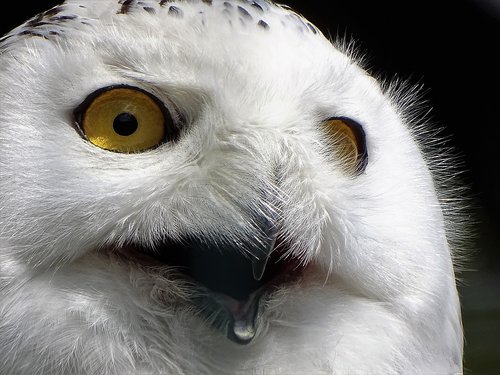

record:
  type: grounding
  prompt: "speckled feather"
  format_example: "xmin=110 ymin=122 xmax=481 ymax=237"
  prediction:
xmin=0 ymin=0 xmax=319 ymax=52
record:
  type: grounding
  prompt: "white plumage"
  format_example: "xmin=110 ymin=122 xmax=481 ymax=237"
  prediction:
xmin=0 ymin=0 xmax=464 ymax=374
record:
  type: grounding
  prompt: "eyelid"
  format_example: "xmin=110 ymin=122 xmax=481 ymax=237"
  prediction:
xmin=322 ymin=117 xmax=368 ymax=175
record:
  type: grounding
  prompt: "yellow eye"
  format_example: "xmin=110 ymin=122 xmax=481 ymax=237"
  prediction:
xmin=322 ymin=118 xmax=368 ymax=175
xmin=75 ymin=86 xmax=174 ymax=153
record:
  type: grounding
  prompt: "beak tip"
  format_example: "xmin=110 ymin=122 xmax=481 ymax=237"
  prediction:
xmin=228 ymin=320 xmax=257 ymax=344
xmin=252 ymin=256 xmax=269 ymax=281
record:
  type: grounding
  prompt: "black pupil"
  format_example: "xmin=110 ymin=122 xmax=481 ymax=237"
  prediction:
xmin=113 ymin=112 xmax=138 ymax=136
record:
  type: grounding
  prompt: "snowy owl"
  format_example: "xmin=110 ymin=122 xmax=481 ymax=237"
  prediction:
xmin=0 ymin=0 xmax=465 ymax=374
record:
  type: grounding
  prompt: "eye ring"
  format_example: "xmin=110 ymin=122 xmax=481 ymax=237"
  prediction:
xmin=322 ymin=117 xmax=368 ymax=175
xmin=74 ymin=85 xmax=178 ymax=153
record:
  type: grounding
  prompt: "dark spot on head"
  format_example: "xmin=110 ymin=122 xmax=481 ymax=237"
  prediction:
xmin=237 ymin=6 xmax=252 ymax=20
xmin=44 ymin=6 xmax=64 ymax=17
xmin=250 ymin=2 xmax=264 ymax=12
xmin=168 ymin=5 xmax=183 ymax=17
xmin=224 ymin=2 xmax=233 ymax=8
xmin=118 ymin=0 xmax=134 ymax=14
xmin=202 ymin=0 xmax=213 ymax=4
xmin=307 ymin=22 xmax=317 ymax=34
xmin=159 ymin=0 xmax=168 ymax=6
xmin=50 ymin=15 xmax=78 ymax=22
xmin=143 ymin=6 xmax=156 ymax=14
xmin=19 ymin=30 xmax=49 ymax=40
xmin=27 ymin=20 xmax=49 ymax=28
xmin=257 ymin=20 xmax=269 ymax=29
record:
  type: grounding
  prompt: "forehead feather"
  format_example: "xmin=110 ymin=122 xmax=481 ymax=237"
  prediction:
xmin=0 ymin=0 xmax=324 ymax=52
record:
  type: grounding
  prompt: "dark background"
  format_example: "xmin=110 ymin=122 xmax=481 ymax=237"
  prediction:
xmin=2 ymin=0 xmax=499 ymax=373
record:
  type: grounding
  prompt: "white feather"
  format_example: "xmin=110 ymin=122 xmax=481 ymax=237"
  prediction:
xmin=0 ymin=0 xmax=464 ymax=374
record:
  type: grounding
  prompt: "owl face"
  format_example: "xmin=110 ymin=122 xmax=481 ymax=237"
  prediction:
xmin=0 ymin=1 xmax=463 ymax=374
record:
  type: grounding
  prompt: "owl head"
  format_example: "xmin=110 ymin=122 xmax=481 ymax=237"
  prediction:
xmin=0 ymin=1 xmax=464 ymax=374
